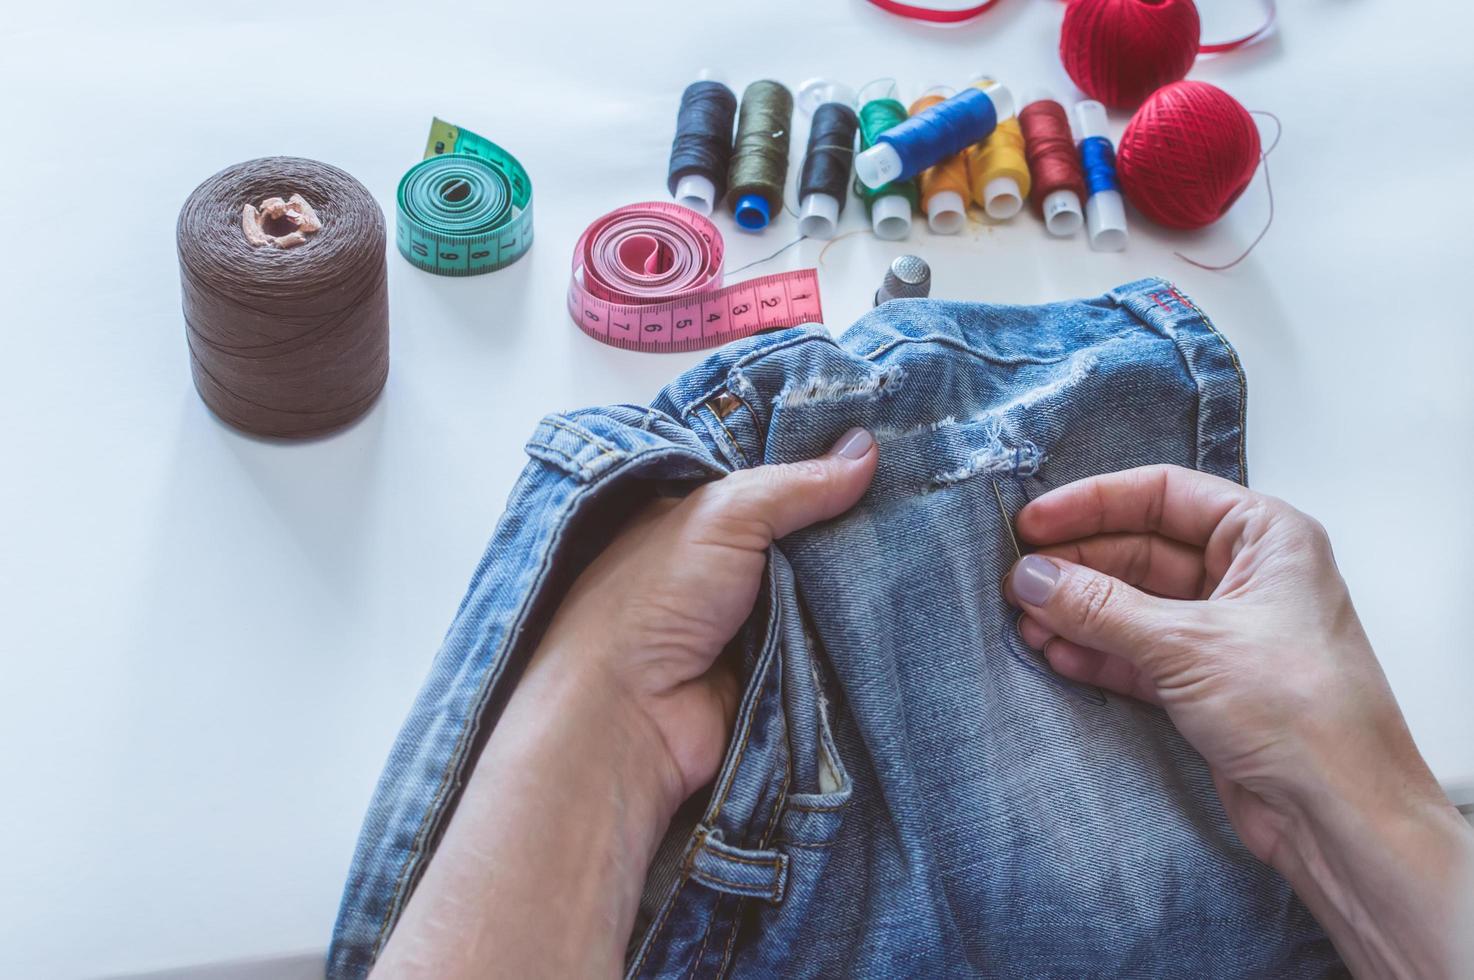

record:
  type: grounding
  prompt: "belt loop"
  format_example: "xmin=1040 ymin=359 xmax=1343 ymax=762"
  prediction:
xmin=687 ymin=827 xmax=789 ymax=905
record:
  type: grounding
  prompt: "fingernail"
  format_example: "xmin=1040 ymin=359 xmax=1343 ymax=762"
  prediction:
xmin=833 ymin=427 xmax=874 ymax=460
xmin=1012 ymin=555 xmax=1059 ymax=606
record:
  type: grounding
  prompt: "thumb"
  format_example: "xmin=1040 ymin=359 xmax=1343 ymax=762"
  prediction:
xmin=706 ymin=427 xmax=878 ymax=542
xmin=1004 ymin=554 xmax=1187 ymax=668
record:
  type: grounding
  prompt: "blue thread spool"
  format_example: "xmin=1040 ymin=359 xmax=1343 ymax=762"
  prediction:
xmin=854 ymin=81 xmax=1015 ymax=188
xmin=1072 ymin=100 xmax=1129 ymax=252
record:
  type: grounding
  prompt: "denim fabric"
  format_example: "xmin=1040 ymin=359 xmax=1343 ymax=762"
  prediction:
xmin=329 ymin=278 xmax=1342 ymax=978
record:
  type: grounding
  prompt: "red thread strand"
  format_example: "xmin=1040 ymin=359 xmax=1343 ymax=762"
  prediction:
xmin=1019 ymin=100 xmax=1086 ymax=219
xmin=1173 ymin=110 xmax=1282 ymax=271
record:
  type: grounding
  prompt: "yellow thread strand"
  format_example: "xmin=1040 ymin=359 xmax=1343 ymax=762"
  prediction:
xmin=965 ymin=118 xmax=1031 ymax=210
xmin=909 ymin=94 xmax=971 ymax=217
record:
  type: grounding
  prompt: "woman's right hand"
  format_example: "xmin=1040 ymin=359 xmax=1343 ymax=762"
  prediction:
xmin=1002 ymin=464 xmax=1472 ymax=978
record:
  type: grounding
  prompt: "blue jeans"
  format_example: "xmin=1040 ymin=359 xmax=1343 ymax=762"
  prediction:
xmin=329 ymin=279 xmax=1342 ymax=978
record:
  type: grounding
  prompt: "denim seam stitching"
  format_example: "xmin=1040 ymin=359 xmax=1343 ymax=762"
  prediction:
xmin=683 ymin=900 xmax=719 ymax=980
xmin=636 ymin=614 xmax=775 ymax=978
xmin=692 ymin=870 xmax=781 ymax=896
xmin=714 ymin=905 xmax=742 ymax=980
xmin=858 ymin=334 xmax=1081 ymax=367
xmin=629 ymin=872 xmax=690 ymax=979
xmin=542 ymin=415 xmax=620 ymax=455
xmin=703 ymin=848 xmax=784 ymax=868
xmin=524 ymin=439 xmax=579 ymax=467
xmin=1163 ymin=281 xmax=1249 ymax=484
xmin=703 ymin=406 xmax=750 ymax=470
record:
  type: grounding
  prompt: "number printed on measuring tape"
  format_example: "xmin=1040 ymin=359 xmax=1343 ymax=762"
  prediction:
xmin=567 ymin=202 xmax=823 ymax=353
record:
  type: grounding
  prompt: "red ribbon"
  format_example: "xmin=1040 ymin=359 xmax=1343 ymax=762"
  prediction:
xmin=866 ymin=0 xmax=1276 ymax=54
xmin=863 ymin=0 xmax=1002 ymax=24
xmin=1198 ymin=0 xmax=1277 ymax=54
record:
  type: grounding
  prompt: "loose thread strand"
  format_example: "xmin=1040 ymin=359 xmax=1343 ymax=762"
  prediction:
xmin=1174 ymin=110 xmax=1282 ymax=271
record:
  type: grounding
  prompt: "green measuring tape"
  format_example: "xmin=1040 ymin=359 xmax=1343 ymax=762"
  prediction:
xmin=395 ymin=118 xmax=533 ymax=276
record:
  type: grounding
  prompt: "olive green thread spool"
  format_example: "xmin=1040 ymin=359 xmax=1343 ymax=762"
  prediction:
xmin=727 ymin=80 xmax=793 ymax=231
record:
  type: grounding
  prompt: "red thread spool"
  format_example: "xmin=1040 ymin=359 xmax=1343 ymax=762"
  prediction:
xmin=1116 ymin=80 xmax=1261 ymax=230
xmin=1019 ymin=100 xmax=1087 ymax=235
xmin=1060 ymin=0 xmax=1201 ymax=109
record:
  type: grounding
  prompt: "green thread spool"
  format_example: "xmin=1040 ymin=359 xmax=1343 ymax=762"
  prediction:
xmin=727 ymin=80 xmax=793 ymax=231
xmin=856 ymin=97 xmax=919 ymax=241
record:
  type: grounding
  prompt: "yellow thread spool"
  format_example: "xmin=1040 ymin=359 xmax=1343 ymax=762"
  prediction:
xmin=966 ymin=116 xmax=1031 ymax=220
xmin=909 ymin=93 xmax=971 ymax=235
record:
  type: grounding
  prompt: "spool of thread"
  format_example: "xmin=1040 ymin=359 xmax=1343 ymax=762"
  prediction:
xmin=798 ymin=102 xmax=860 ymax=239
xmin=1117 ymin=80 xmax=1262 ymax=229
xmin=907 ymin=92 xmax=970 ymax=234
xmin=667 ymin=79 xmax=738 ymax=216
xmin=964 ymin=116 xmax=1030 ymax=220
xmin=1072 ymin=101 xmax=1129 ymax=252
xmin=177 ymin=157 xmax=389 ymax=439
xmin=855 ymin=95 xmax=919 ymax=240
xmin=1019 ymin=93 xmax=1086 ymax=236
xmin=727 ymin=80 xmax=794 ymax=231
xmin=1060 ymin=0 xmax=1201 ymax=109
xmin=854 ymin=81 xmax=1015 ymax=188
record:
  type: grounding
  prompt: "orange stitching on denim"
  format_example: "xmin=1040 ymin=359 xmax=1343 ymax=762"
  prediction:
xmin=714 ymin=899 xmax=743 ymax=980
xmin=631 ymin=874 xmax=690 ymax=978
xmin=774 ymin=838 xmax=837 ymax=850
xmin=684 ymin=900 xmax=719 ymax=980
xmin=704 ymin=849 xmax=782 ymax=868
xmin=694 ymin=871 xmax=774 ymax=893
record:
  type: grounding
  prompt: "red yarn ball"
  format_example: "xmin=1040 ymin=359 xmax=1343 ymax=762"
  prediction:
xmin=1060 ymin=0 xmax=1201 ymax=109
xmin=1116 ymin=81 xmax=1261 ymax=230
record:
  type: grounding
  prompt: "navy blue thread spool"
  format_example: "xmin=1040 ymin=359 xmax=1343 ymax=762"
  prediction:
xmin=798 ymin=102 xmax=860 ymax=239
xmin=667 ymin=79 xmax=737 ymax=216
xmin=854 ymin=82 xmax=1016 ymax=188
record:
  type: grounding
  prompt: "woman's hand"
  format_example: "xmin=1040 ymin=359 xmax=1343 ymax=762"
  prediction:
xmin=537 ymin=425 xmax=879 ymax=815
xmin=1004 ymin=464 xmax=1473 ymax=978
xmin=373 ymin=428 xmax=877 ymax=980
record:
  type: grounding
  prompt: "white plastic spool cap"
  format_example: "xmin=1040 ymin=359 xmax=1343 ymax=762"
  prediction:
xmin=976 ymin=81 xmax=1016 ymax=123
xmin=854 ymin=142 xmax=903 ymax=190
xmin=1072 ymin=99 xmax=1109 ymax=142
xmin=983 ymin=176 xmax=1023 ymax=220
xmin=797 ymin=78 xmax=857 ymax=116
xmin=798 ymin=192 xmax=841 ymax=239
xmin=1042 ymin=189 xmax=1084 ymax=236
xmin=674 ymin=174 xmax=716 ymax=216
xmin=870 ymin=194 xmax=912 ymax=241
xmin=696 ymin=68 xmax=727 ymax=86
xmin=926 ymin=190 xmax=966 ymax=235
xmin=1086 ymin=191 xmax=1128 ymax=251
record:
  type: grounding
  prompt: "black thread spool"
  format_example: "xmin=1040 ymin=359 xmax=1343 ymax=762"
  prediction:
xmin=667 ymin=80 xmax=737 ymax=216
xmin=798 ymin=102 xmax=859 ymax=239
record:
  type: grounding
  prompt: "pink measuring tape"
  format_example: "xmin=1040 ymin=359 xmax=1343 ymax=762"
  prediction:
xmin=567 ymin=202 xmax=823 ymax=352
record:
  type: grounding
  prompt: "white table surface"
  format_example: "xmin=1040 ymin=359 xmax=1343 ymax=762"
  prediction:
xmin=3 ymin=0 xmax=1471 ymax=976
